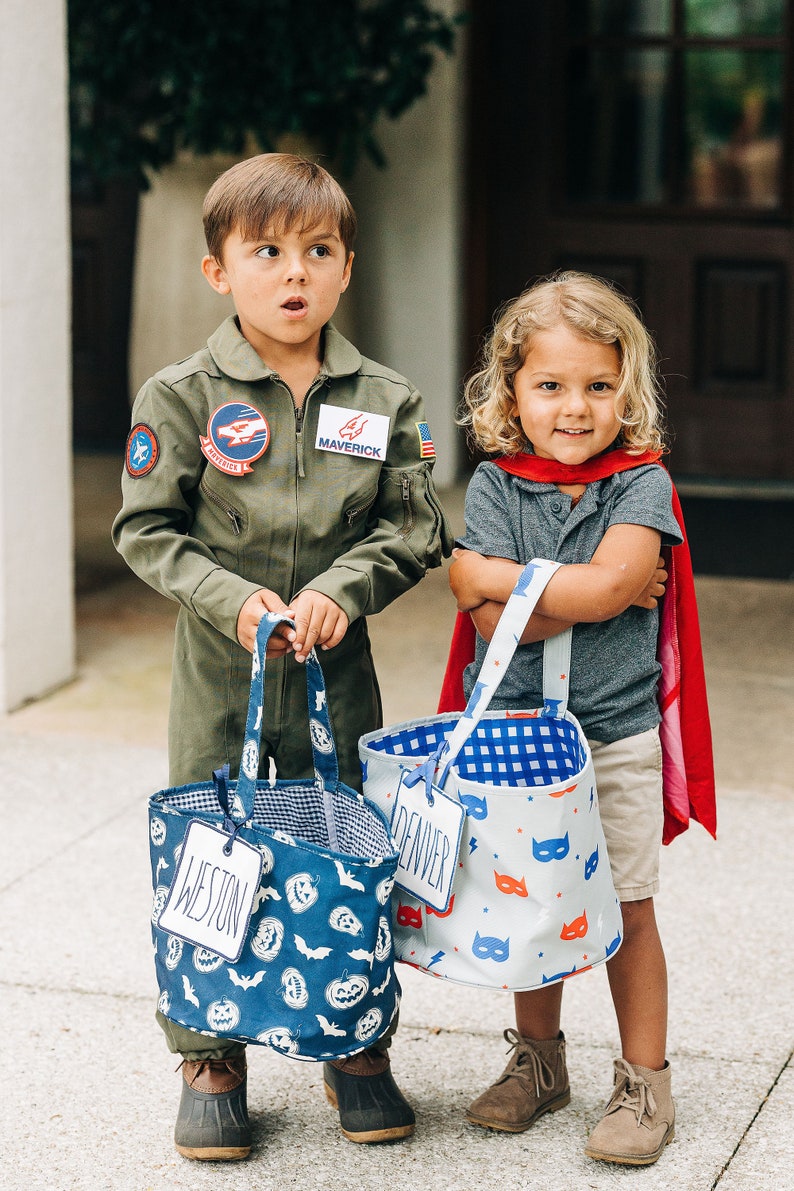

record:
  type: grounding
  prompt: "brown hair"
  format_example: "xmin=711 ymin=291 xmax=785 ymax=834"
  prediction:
xmin=203 ymin=153 xmax=357 ymax=262
xmin=461 ymin=271 xmax=667 ymax=455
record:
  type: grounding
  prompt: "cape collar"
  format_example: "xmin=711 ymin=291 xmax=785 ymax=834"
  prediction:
xmin=495 ymin=448 xmax=663 ymax=485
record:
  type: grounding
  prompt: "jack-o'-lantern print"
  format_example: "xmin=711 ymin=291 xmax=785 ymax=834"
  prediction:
xmin=158 ymin=990 xmax=171 ymax=1016
xmin=150 ymin=817 xmax=166 ymax=847
xmin=281 ymin=967 xmax=310 ymax=1010
xmin=273 ymin=830 xmax=296 ymax=847
xmin=257 ymin=842 xmax=275 ymax=875
xmin=354 ymin=1007 xmax=383 ymax=1042
xmin=329 ymin=906 xmax=364 ymax=937
xmin=256 ymin=1026 xmax=300 ymax=1055
xmin=309 ymin=718 xmax=334 ymax=754
xmin=206 ymin=996 xmax=241 ymax=1033
xmin=151 ymin=884 xmax=169 ymax=924
xmin=326 ymin=971 xmax=370 ymax=1010
xmin=241 ymin=739 xmax=259 ymax=780
xmin=193 ymin=946 xmax=224 ymax=974
xmin=374 ymin=916 xmax=392 ymax=961
xmin=285 ymin=873 xmax=319 ymax=913
xmin=375 ymin=875 xmax=395 ymax=906
xmin=250 ymin=916 xmax=284 ymax=961
xmin=165 ymin=935 xmax=184 ymax=971
xmin=354 ymin=1009 xmax=383 ymax=1038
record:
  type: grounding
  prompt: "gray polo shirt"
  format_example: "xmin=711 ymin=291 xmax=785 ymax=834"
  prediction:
xmin=459 ymin=462 xmax=683 ymax=743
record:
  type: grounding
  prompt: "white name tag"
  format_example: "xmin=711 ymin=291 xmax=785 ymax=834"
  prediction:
xmin=315 ymin=404 xmax=390 ymax=460
xmin=158 ymin=820 xmax=263 ymax=963
xmin=390 ymin=772 xmax=465 ymax=914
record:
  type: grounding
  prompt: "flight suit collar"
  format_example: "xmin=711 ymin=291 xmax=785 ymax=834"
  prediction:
xmin=207 ymin=316 xmax=362 ymax=382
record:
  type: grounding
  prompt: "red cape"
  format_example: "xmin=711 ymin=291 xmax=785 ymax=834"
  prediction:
xmin=437 ymin=451 xmax=716 ymax=845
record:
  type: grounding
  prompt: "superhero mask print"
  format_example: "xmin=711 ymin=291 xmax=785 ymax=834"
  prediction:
xmin=532 ymin=832 xmax=570 ymax=863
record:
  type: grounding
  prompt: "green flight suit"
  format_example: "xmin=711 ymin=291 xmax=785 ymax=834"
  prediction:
xmin=113 ymin=316 xmax=452 ymax=1058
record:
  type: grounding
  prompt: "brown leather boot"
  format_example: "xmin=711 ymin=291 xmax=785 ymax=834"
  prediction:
xmin=174 ymin=1056 xmax=251 ymax=1160
xmin=585 ymin=1058 xmax=675 ymax=1165
xmin=466 ymin=1028 xmax=570 ymax=1132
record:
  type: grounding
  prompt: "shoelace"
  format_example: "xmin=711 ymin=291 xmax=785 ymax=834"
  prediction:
xmin=605 ymin=1057 xmax=658 ymax=1126
xmin=498 ymin=1028 xmax=557 ymax=1098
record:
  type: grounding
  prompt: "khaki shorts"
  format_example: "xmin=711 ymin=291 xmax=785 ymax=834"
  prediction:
xmin=588 ymin=725 xmax=663 ymax=902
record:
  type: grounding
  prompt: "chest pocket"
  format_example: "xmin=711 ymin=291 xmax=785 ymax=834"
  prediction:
xmin=197 ymin=470 xmax=245 ymax=537
xmin=343 ymin=487 xmax=378 ymax=526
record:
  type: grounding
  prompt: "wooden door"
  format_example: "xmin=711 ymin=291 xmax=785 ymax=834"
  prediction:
xmin=466 ymin=0 xmax=794 ymax=481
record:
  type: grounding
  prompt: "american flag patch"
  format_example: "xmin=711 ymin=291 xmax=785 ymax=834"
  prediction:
xmin=416 ymin=421 xmax=436 ymax=458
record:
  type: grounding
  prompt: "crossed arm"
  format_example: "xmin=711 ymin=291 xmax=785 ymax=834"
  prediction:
xmin=449 ymin=523 xmax=666 ymax=645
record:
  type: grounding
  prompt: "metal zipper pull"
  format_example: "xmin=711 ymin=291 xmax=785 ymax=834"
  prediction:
xmin=227 ymin=509 xmax=242 ymax=535
xmin=199 ymin=474 xmax=243 ymax=535
xmin=295 ymin=404 xmax=306 ymax=478
xmin=398 ymin=473 xmax=415 ymax=538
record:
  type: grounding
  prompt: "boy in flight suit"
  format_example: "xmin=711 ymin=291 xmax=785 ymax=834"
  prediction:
xmin=113 ymin=153 xmax=452 ymax=1161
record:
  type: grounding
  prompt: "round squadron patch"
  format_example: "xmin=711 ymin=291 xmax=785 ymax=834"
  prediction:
xmin=126 ymin=423 xmax=160 ymax=477
xmin=200 ymin=402 xmax=271 ymax=475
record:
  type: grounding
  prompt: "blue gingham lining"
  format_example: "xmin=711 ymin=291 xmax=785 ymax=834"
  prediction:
xmin=368 ymin=716 xmax=586 ymax=788
xmin=156 ymin=782 xmax=392 ymax=859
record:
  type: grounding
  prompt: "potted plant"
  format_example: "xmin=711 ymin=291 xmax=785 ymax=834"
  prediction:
xmin=68 ymin=0 xmax=462 ymax=446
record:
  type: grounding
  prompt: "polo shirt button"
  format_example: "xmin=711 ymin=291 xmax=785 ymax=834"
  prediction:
xmin=550 ymin=499 xmax=562 ymax=513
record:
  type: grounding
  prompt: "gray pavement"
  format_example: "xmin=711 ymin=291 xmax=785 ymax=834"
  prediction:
xmin=1 ymin=461 xmax=793 ymax=1190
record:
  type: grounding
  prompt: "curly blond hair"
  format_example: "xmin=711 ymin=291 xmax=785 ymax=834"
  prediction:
xmin=461 ymin=271 xmax=667 ymax=456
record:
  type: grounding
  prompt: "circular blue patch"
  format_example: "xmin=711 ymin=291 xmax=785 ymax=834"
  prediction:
xmin=203 ymin=402 xmax=270 ymax=472
xmin=126 ymin=423 xmax=159 ymax=477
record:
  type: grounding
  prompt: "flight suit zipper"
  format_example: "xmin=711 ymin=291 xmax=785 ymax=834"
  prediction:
xmin=270 ymin=374 xmax=329 ymax=602
xmin=273 ymin=374 xmax=327 ymax=480
xmin=345 ymin=495 xmax=377 ymax=525
xmin=397 ymin=473 xmax=416 ymax=539
xmin=295 ymin=402 xmax=306 ymax=478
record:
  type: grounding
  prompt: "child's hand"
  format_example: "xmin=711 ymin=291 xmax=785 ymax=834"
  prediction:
xmin=632 ymin=556 xmax=668 ymax=609
xmin=290 ymin=590 xmax=349 ymax=662
xmin=236 ymin=589 xmax=295 ymax=655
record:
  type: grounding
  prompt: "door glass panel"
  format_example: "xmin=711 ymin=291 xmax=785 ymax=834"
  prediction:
xmin=685 ymin=49 xmax=783 ymax=207
xmin=567 ymin=49 xmax=671 ymax=203
xmin=685 ymin=0 xmax=785 ymax=37
xmin=569 ymin=0 xmax=672 ymax=34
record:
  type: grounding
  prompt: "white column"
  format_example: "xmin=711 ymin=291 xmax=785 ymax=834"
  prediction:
xmin=0 ymin=0 xmax=75 ymax=710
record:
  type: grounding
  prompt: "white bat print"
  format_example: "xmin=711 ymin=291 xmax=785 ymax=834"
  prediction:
xmin=372 ymin=969 xmax=392 ymax=997
xmin=294 ymin=934 xmax=332 ymax=960
xmin=253 ymin=885 xmax=282 ymax=911
xmin=229 ymin=969 xmax=266 ymax=990
xmin=181 ymin=974 xmax=200 ymax=1008
xmin=333 ymin=859 xmax=366 ymax=892
xmin=348 ymin=948 xmax=374 ymax=965
xmin=316 ymin=1014 xmax=346 ymax=1037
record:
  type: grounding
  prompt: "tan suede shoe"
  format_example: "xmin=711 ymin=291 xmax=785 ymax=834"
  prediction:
xmin=585 ymin=1058 xmax=675 ymax=1166
xmin=465 ymin=1029 xmax=570 ymax=1132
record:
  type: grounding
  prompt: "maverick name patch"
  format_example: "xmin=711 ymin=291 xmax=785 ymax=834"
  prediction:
xmin=200 ymin=402 xmax=271 ymax=475
xmin=126 ymin=423 xmax=160 ymax=477
xmin=315 ymin=404 xmax=390 ymax=459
